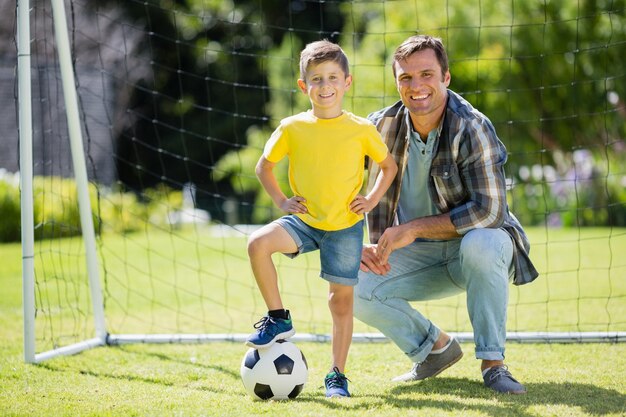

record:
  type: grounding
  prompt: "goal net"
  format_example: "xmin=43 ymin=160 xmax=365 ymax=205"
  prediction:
xmin=14 ymin=0 xmax=626 ymax=363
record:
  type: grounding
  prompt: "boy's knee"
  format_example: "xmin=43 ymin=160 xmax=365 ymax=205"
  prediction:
xmin=247 ymin=232 xmax=268 ymax=256
xmin=328 ymin=288 xmax=353 ymax=317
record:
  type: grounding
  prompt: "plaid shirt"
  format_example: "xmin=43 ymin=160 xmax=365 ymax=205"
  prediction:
xmin=366 ymin=90 xmax=538 ymax=285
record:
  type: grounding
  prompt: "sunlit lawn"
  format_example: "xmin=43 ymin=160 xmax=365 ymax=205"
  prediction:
xmin=1 ymin=227 xmax=625 ymax=416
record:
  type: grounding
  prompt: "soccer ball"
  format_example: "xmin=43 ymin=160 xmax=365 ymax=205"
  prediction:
xmin=240 ymin=340 xmax=308 ymax=400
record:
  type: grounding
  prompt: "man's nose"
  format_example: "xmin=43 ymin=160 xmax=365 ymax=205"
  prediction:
xmin=409 ymin=77 xmax=421 ymax=89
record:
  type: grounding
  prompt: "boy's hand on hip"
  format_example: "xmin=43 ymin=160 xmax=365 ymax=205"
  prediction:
xmin=349 ymin=195 xmax=376 ymax=215
xmin=280 ymin=196 xmax=308 ymax=214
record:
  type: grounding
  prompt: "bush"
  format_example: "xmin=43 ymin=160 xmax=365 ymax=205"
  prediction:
xmin=0 ymin=172 xmax=22 ymax=242
xmin=33 ymin=176 xmax=84 ymax=240
xmin=0 ymin=174 xmax=185 ymax=243
xmin=508 ymin=147 xmax=626 ymax=227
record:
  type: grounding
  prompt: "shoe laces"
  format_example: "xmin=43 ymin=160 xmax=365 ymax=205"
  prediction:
xmin=410 ymin=361 xmax=423 ymax=374
xmin=487 ymin=365 xmax=514 ymax=382
xmin=253 ymin=316 xmax=278 ymax=335
xmin=326 ymin=367 xmax=349 ymax=389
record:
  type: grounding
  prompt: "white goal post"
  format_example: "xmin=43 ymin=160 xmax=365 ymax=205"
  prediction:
xmin=19 ymin=0 xmax=106 ymax=363
xmin=17 ymin=0 xmax=626 ymax=364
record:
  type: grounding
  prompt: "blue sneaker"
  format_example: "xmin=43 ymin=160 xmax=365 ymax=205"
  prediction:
xmin=245 ymin=311 xmax=295 ymax=348
xmin=325 ymin=367 xmax=350 ymax=398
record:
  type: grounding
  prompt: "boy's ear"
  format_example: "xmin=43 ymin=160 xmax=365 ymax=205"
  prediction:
xmin=297 ymin=78 xmax=307 ymax=94
xmin=345 ymin=74 xmax=353 ymax=89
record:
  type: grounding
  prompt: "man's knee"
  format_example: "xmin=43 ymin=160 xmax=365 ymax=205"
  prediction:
xmin=460 ymin=228 xmax=513 ymax=269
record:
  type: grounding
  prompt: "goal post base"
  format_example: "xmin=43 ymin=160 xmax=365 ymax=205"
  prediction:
xmin=105 ymin=331 xmax=626 ymax=346
xmin=24 ymin=331 xmax=626 ymax=363
xmin=29 ymin=337 xmax=107 ymax=364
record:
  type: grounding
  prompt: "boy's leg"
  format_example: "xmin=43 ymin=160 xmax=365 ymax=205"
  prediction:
xmin=247 ymin=222 xmax=298 ymax=310
xmin=245 ymin=222 xmax=298 ymax=348
xmin=326 ymin=282 xmax=353 ymax=398
xmin=328 ymin=282 xmax=353 ymax=372
xmin=319 ymin=222 xmax=362 ymax=398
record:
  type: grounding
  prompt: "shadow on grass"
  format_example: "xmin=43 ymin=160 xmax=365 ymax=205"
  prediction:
xmin=117 ymin=344 xmax=240 ymax=379
xmin=398 ymin=376 xmax=625 ymax=411
xmin=36 ymin=344 xmax=240 ymax=394
xmin=290 ymin=376 xmax=626 ymax=416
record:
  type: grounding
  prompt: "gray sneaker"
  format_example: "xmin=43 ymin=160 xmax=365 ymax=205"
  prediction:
xmin=392 ymin=338 xmax=463 ymax=382
xmin=483 ymin=365 xmax=527 ymax=394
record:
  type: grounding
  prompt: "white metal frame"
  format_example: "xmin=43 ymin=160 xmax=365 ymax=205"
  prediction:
xmin=19 ymin=0 xmax=106 ymax=363
xmin=106 ymin=332 xmax=626 ymax=346
xmin=18 ymin=0 xmax=36 ymax=364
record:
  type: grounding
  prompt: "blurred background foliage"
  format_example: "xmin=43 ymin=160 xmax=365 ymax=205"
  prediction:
xmin=211 ymin=0 xmax=626 ymax=226
xmin=2 ymin=0 xmax=625 ymax=240
xmin=0 ymin=170 xmax=184 ymax=242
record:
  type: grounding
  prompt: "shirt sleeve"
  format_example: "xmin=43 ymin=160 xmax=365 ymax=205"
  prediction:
xmin=263 ymin=123 xmax=289 ymax=163
xmin=448 ymin=117 xmax=509 ymax=234
xmin=363 ymin=124 xmax=389 ymax=164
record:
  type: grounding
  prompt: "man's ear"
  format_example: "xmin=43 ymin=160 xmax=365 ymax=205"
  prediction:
xmin=444 ymin=71 xmax=451 ymax=87
xmin=297 ymin=78 xmax=307 ymax=94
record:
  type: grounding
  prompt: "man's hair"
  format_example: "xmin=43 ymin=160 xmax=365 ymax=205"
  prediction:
xmin=299 ymin=40 xmax=350 ymax=80
xmin=392 ymin=35 xmax=449 ymax=78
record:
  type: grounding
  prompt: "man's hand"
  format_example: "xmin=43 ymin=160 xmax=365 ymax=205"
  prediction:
xmin=279 ymin=196 xmax=308 ymax=214
xmin=359 ymin=244 xmax=391 ymax=275
xmin=376 ymin=223 xmax=417 ymax=264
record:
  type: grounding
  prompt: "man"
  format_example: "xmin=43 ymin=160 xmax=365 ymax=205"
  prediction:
xmin=354 ymin=35 xmax=538 ymax=394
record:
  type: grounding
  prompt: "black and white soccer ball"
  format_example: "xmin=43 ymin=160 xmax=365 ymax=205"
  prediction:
xmin=240 ymin=340 xmax=308 ymax=400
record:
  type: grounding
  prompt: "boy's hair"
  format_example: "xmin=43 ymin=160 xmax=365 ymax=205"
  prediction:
xmin=392 ymin=35 xmax=449 ymax=78
xmin=299 ymin=40 xmax=350 ymax=80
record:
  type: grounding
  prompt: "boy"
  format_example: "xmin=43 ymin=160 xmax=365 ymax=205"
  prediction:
xmin=245 ymin=40 xmax=397 ymax=398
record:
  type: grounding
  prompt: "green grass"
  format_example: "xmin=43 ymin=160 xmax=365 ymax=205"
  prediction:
xmin=1 ymin=227 xmax=626 ymax=416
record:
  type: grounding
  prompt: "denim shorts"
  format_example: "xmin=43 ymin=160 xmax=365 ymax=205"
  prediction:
xmin=273 ymin=215 xmax=364 ymax=286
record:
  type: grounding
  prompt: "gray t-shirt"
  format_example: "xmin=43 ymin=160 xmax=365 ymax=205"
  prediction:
xmin=397 ymin=114 xmax=440 ymax=225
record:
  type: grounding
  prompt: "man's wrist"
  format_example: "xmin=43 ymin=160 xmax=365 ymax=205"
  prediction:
xmin=403 ymin=221 xmax=421 ymax=241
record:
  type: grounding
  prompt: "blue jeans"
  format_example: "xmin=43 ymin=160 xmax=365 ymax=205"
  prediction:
xmin=275 ymin=216 xmax=364 ymax=286
xmin=354 ymin=228 xmax=514 ymax=362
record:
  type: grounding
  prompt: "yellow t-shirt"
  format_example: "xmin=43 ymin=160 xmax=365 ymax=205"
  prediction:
xmin=264 ymin=110 xmax=389 ymax=231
